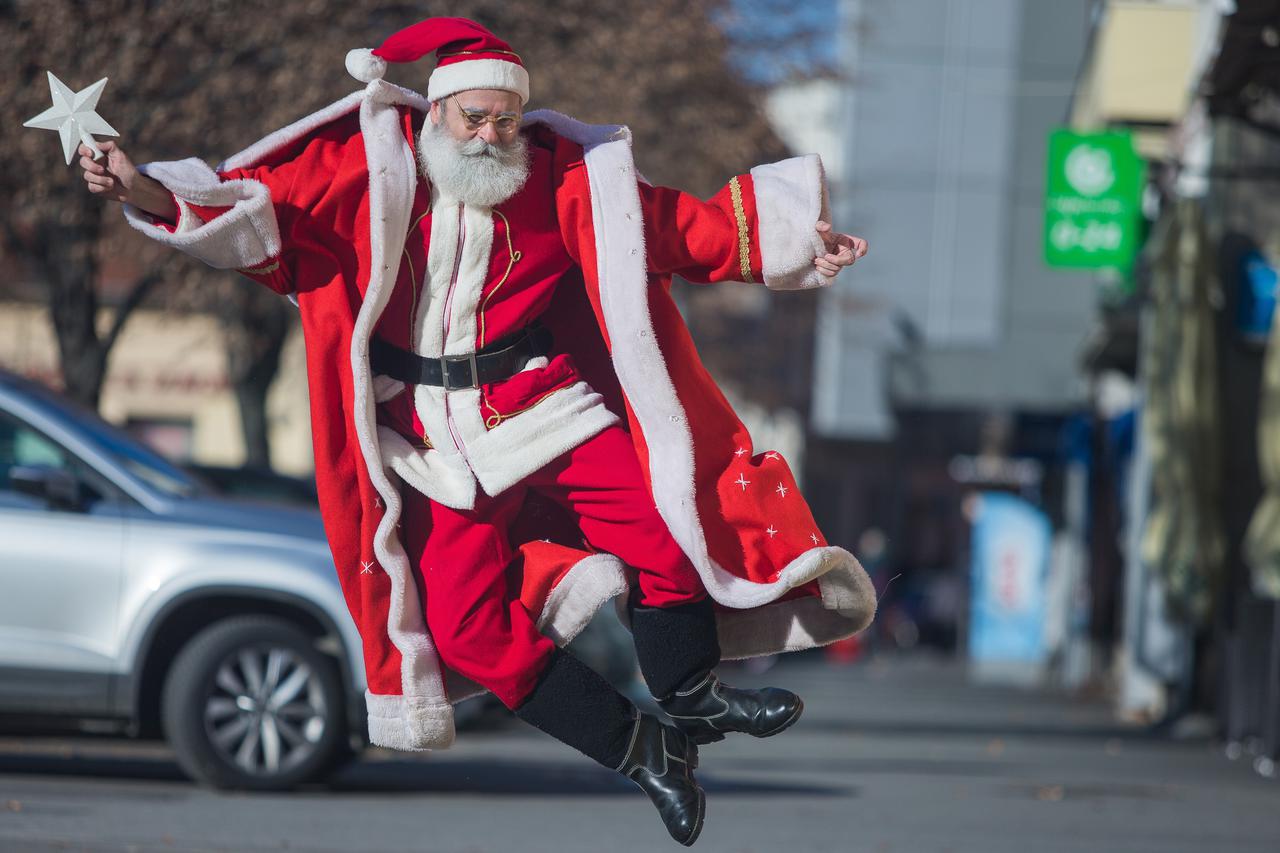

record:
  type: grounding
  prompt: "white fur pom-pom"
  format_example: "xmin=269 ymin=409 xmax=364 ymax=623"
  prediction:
xmin=346 ymin=48 xmax=387 ymax=83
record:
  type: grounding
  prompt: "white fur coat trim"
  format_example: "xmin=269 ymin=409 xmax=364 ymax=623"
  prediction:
xmin=379 ymin=380 xmax=618 ymax=510
xmin=219 ymin=91 xmax=366 ymax=172
xmin=418 ymin=194 xmax=493 ymax=358
xmin=377 ymin=424 xmax=477 ymax=510
xmin=365 ymin=690 xmax=453 ymax=753
xmin=347 ymin=80 xmax=456 ymax=748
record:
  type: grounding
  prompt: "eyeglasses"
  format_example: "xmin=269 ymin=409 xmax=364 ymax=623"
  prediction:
xmin=451 ymin=95 xmax=521 ymax=135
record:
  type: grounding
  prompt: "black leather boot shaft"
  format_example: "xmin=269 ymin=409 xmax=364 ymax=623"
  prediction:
xmin=618 ymin=714 xmax=706 ymax=846
xmin=629 ymin=596 xmax=722 ymax=700
xmin=659 ymin=672 xmax=804 ymax=745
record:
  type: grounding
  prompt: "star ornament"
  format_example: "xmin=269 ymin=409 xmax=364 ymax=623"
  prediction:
xmin=24 ymin=72 xmax=119 ymax=166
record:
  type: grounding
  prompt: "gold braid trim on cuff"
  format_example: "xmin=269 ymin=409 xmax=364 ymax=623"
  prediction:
xmin=238 ymin=260 xmax=280 ymax=276
xmin=728 ymin=176 xmax=755 ymax=284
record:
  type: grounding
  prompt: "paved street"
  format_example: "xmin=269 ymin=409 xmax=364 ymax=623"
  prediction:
xmin=1 ymin=654 xmax=1278 ymax=852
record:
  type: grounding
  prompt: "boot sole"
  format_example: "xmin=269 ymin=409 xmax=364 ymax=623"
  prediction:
xmin=679 ymin=787 xmax=706 ymax=847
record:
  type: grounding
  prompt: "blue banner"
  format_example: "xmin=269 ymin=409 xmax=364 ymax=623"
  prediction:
xmin=969 ymin=492 xmax=1052 ymax=664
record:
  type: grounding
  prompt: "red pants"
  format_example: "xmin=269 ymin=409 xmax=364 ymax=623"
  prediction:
xmin=399 ymin=424 xmax=705 ymax=709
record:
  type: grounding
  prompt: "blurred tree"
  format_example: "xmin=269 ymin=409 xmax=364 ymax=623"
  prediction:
xmin=0 ymin=0 xmax=785 ymax=466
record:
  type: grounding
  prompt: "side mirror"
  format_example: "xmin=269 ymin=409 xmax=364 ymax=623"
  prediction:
xmin=9 ymin=464 xmax=82 ymax=510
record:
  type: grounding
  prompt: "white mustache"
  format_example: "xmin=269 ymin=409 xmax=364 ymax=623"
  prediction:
xmin=418 ymin=120 xmax=531 ymax=208
xmin=458 ymin=137 xmax=503 ymax=157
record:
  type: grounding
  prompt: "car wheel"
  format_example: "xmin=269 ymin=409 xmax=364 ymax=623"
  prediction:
xmin=161 ymin=615 xmax=348 ymax=791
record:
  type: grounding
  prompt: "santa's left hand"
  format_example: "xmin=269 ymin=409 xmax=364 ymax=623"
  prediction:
xmin=814 ymin=220 xmax=868 ymax=277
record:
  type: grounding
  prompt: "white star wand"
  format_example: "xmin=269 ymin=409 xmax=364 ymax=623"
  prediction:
xmin=23 ymin=71 xmax=119 ymax=166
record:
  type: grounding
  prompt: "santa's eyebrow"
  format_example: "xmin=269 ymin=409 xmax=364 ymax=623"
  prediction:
xmin=460 ymin=105 xmax=521 ymax=118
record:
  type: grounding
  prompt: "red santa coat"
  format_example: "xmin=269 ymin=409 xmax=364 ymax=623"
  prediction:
xmin=124 ymin=79 xmax=877 ymax=751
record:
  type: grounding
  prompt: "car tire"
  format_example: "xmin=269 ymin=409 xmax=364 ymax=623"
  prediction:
xmin=161 ymin=615 xmax=349 ymax=791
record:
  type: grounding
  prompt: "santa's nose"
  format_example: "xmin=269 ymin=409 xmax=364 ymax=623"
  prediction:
xmin=477 ymin=123 xmax=500 ymax=145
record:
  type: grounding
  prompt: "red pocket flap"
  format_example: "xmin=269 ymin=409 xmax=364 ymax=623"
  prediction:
xmin=480 ymin=352 xmax=580 ymax=429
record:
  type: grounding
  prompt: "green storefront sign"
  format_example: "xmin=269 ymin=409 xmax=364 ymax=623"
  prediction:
xmin=1043 ymin=130 xmax=1145 ymax=269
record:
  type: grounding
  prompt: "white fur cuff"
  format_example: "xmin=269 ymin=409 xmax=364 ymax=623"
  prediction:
xmin=170 ymin=196 xmax=205 ymax=234
xmin=123 ymin=158 xmax=281 ymax=271
xmin=536 ymin=553 xmax=630 ymax=645
xmin=750 ymin=154 xmax=831 ymax=291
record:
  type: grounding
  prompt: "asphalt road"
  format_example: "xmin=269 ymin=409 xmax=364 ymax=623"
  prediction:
xmin=1 ymin=654 xmax=1277 ymax=853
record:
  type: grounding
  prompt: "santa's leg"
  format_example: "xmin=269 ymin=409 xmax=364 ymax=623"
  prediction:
xmin=513 ymin=649 xmax=706 ymax=847
xmin=401 ymin=485 xmax=705 ymax=846
xmin=526 ymin=424 xmax=804 ymax=746
xmin=628 ymin=595 xmax=804 ymax=746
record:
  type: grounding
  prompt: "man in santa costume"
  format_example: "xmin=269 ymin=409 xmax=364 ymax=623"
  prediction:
xmin=79 ymin=17 xmax=875 ymax=846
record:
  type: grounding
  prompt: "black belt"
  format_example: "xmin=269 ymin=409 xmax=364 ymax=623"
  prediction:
xmin=369 ymin=323 xmax=554 ymax=390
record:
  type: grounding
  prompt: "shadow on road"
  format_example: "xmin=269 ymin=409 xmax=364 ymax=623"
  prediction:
xmin=0 ymin=748 xmax=850 ymax=800
xmin=328 ymin=758 xmax=851 ymax=798
xmin=722 ymin=756 xmax=1018 ymax=777
xmin=0 ymin=752 xmax=187 ymax=785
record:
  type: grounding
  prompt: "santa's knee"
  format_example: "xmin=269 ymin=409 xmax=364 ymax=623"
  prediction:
xmin=433 ymin=623 xmax=554 ymax=709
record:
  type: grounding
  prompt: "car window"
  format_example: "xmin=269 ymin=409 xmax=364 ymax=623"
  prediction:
xmin=4 ymin=380 xmax=204 ymax=499
xmin=0 ymin=409 xmax=112 ymax=511
xmin=87 ymin=425 xmax=201 ymax=498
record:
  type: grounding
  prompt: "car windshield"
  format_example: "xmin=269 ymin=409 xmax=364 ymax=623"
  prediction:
xmin=16 ymin=379 xmax=205 ymax=499
xmin=82 ymin=420 xmax=205 ymax=498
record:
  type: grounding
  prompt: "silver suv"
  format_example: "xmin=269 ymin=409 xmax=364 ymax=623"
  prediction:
xmin=0 ymin=369 xmax=367 ymax=790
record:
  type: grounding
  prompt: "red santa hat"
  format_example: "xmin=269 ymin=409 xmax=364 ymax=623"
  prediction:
xmin=345 ymin=17 xmax=530 ymax=105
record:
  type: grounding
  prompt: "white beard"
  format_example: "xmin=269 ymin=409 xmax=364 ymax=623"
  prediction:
xmin=416 ymin=117 xmax=530 ymax=209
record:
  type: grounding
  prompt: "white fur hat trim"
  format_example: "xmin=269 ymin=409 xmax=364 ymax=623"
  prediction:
xmin=427 ymin=58 xmax=530 ymax=105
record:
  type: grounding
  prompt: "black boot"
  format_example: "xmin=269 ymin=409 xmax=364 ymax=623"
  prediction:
xmin=629 ymin=596 xmax=804 ymax=745
xmin=618 ymin=713 xmax=705 ymax=846
xmin=659 ymin=671 xmax=804 ymax=745
xmin=514 ymin=649 xmax=706 ymax=846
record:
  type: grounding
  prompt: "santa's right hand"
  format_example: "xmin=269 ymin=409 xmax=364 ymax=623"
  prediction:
xmin=79 ymin=141 xmax=134 ymax=204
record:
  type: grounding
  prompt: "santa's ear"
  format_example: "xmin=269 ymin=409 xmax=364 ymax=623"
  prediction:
xmin=429 ymin=100 xmax=441 ymax=123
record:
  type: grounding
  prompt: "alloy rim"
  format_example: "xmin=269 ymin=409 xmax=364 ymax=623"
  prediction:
xmin=203 ymin=644 xmax=328 ymax=776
